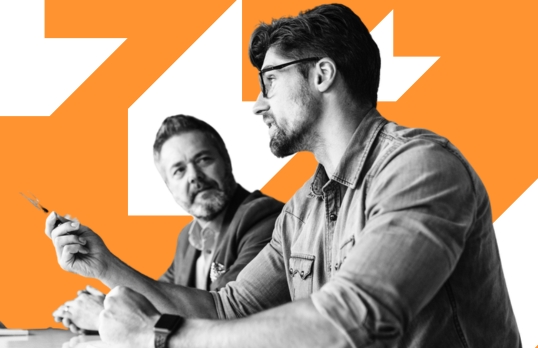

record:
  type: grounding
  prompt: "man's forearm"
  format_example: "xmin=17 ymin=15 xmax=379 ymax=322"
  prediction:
xmin=101 ymin=256 xmax=218 ymax=318
xmin=169 ymin=299 xmax=349 ymax=348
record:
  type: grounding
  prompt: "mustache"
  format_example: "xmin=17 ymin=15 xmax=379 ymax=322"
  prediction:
xmin=263 ymin=113 xmax=277 ymax=127
xmin=262 ymin=113 xmax=273 ymax=120
xmin=189 ymin=179 xmax=219 ymax=201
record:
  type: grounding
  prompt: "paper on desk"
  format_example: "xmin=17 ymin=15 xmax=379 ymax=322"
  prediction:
xmin=0 ymin=328 xmax=29 ymax=336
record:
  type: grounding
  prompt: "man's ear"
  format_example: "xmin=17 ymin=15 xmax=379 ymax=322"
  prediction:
xmin=314 ymin=58 xmax=337 ymax=93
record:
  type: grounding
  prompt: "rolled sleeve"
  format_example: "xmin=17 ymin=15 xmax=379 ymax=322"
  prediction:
xmin=313 ymin=140 xmax=476 ymax=347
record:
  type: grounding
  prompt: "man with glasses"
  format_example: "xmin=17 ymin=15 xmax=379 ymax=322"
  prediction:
xmin=45 ymin=3 xmax=521 ymax=347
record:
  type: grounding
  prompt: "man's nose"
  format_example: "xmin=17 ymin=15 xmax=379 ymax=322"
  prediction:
xmin=252 ymin=92 xmax=269 ymax=115
xmin=186 ymin=164 xmax=204 ymax=184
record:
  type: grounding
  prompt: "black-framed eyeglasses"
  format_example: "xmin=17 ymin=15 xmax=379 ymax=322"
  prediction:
xmin=258 ymin=57 xmax=323 ymax=98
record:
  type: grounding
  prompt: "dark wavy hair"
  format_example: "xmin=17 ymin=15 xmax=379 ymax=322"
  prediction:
xmin=249 ymin=3 xmax=380 ymax=106
xmin=153 ymin=115 xmax=232 ymax=173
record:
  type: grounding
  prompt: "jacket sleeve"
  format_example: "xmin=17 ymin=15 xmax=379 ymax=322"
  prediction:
xmin=158 ymin=260 xmax=175 ymax=283
xmin=158 ymin=222 xmax=194 ymax=284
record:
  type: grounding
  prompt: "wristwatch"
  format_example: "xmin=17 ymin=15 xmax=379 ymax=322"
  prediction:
xmin=154 ymin=314 xmax=184 ymax=348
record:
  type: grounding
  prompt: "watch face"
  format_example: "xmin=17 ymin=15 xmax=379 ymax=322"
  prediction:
xmin=154 ymin=314 xmax=183 ymax=333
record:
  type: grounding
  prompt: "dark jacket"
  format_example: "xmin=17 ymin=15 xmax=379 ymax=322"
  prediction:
xmin=159 ymin=184 xmax=283 ymax=291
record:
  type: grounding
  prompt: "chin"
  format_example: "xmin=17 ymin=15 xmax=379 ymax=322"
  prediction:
xmin=189 ymin=190 xmax=229 ymax=220
xmin=270 ymin=137 xmax=297 ymax=158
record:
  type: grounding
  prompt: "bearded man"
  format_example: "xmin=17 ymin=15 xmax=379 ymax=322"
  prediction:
xmin=51 ymin=115 xmax=283 ymax=334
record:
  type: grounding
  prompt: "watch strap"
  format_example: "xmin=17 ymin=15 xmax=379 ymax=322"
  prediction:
xmin=154 ymin=314 xmax=183 ymax=348
xmin=154 ymin=330 xmax=169 ymax=348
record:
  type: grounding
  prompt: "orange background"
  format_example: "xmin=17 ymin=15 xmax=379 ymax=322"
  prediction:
xmin=0 ymin=0 xmax=536 ymax=329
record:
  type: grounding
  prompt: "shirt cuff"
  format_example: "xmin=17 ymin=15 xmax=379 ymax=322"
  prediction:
xmin=311 ymin=277 xmax=403 ymax=348
xmin=210 ymin=291 xmax=227 ymax=320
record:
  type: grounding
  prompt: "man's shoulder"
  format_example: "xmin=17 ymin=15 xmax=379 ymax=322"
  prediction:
xmin=221 ymin=188 xmax=283 ymax=239
xmin=237 ymin=189 xmax=284 ymax=217
xmin=379 ymin=121 xmax=450 ymax=147
xmin=378 ymin=121 xmax=474 ymax=177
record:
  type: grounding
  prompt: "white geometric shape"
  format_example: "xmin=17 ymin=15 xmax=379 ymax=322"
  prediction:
xmin=128 ymin=0 xmax=291 ymax=216
xmin=494 ymin=179 xmax=538 ymax=348
xmin=0 ymin=0 xmax=124 ymax=116
xmin=372 ymin=11 xmax=439 ymax=102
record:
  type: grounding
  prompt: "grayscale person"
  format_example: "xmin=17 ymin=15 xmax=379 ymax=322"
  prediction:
xmin=45 ymin=4 xmax=521 ymax=348
xmin=50 ymin=115 xmax=283 ymax=334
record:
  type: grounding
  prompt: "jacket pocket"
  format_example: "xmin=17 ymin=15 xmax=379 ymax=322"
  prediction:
xmin=289 ymin=254 xmax=315 ymax=300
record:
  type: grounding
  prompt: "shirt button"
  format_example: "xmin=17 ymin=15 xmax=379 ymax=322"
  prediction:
xmin=289 ymin=267 xmax=294 ymax=275
xmin=300 ymin=271 xmax=305 ymax=277
xmin=329 ymin=213 xmax=337 ymax=221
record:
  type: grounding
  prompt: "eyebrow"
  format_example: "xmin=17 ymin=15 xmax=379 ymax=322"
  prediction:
xmin=193 ymin=150 xmax=213 ymax=158
xmin=169 ymin=150 xmax=213 ymax=172
xmin=169 ymin=160 xmax=185 ymax=173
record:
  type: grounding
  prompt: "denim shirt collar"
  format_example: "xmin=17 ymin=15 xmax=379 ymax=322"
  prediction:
xmin=310 ymin=108 xmax=388 ymax=197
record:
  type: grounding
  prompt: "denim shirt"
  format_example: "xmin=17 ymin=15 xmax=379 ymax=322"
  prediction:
xmin=212 ymin=109 xmax=521 ymax=347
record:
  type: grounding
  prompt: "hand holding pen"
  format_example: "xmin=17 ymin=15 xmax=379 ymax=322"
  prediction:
xmin=20 ymin=192 xmax=114 ymax=280
xmin=44 ymin=212 xmax=113 ymax=280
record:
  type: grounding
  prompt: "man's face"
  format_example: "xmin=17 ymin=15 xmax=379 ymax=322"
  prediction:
xmin=253 ymin=47 xmax=321 ymax=158
xmin=155 ymin=131 xmax=234 ymax=221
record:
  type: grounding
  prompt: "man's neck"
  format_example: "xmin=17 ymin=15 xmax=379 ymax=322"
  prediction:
xmin=312 ymin=100 xmax=373 ymax=177
xmin=196 ymin=207 xmax=227 ymax=231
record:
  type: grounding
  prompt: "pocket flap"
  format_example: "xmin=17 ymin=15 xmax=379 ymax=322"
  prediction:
xmin=289 ymin=254 xmax=315 ymax=280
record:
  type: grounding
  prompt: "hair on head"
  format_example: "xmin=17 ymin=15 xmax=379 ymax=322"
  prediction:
xmin=153 ymin=115 xmax=232 ymax=173
xmin=249 ymin=3 xmax=380 ymax=106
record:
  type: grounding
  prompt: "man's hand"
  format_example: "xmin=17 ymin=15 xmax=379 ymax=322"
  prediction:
xmin=45 ymin=212 xmax=113 ymax=279
xmin=99 ymin=286 xmax=160 ymax=348
xmin=53 ymin=285 xmax=105 ymax=334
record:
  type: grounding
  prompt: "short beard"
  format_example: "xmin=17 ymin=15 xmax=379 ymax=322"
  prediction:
xmin=188 ymin=189 xmax=229 ymax=221
xmin=270 ymin=127 xmax=310 ymax=158
xmin=269 ymin=81 xmax=320 ymax=158
xmin=187 ymin=171 xmax=235 ymax=221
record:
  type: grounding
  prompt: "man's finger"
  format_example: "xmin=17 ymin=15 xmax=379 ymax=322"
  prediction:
xmin=61 ymin=243 xmax=89 ymax=257
xmin=45 ymin=211 xmax=58 ymax=238
xmin=52 ymin=305 xmax=64 ymax=319
xmin=86 ymin=285 xmax=105 ymax=297
xmin=54 ymin=235 xmax=87 ymax=250
xmin=50 ymin=220 xmax=81 ymax=240
xmin=68 ymin=323 xmax=82 ymax=334
xmin=77 ymin=289 xmax=89 ymax=296
xmin=60 ymin=244 xmax=89 ymax=268
xmin=62 ymin=317 xmax=73 ymax=328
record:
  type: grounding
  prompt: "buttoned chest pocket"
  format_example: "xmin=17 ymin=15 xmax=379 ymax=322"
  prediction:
xmin=335 ymin=235 xmax=355 ymax=272
xmin=289 ymin=254 xmax=315 ymax=300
